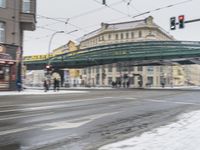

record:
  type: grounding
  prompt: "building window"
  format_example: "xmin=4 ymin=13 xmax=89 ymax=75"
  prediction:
xmin=117 ymin=64 xmax=121 ymax=72
xmin=96 ymin=74 xmax=100 ymax=85
xmin=129 ymin=66 xmax=134 ymax=72
xmin=126 ymin=32 xmax=129 ymax=39
xmin=121 ymin=33 xmax=124 ymax=39
xmin=131 ymin=32 xmax=134 ymax=38
xmin=115 ymin=34 xmax=118 ymax=40
xmin=147 ymin=76 xmax=153 ymax=85
xmin=108 ymin=77 xmax=112 ymax=85
xmin=0 ymin=22 xmax=5 ymax=43
xmin=108 ymin=34 xmax=111 ymax=40
xmin=147 ymin=66 xmax=154 ymax=72
xmin=137 ymin=66 xmax=143 ymax=71
xmin=139 ymin=31 xmax=142 ymax=38
xmin=0 ymin=0 xmax=5 ymax=8
xmin=102 ymin=35 xmax=104 ymax=41
xmin=108 ymin=64 xmax=112 ymax=72
xmin=83 ymin=69 xmax=87 ymax=75
xmin=96 ymin=66 xmax=100 ymax=74
xmin=22 ymin=0 xmax=31 ymax=13
xmin=122 ymin=67 xmax=128 ymax=72
xmin=88 ymin=67 xmax=91 ymax=74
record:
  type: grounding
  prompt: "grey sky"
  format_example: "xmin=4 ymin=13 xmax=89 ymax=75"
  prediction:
xmin=24 ymin=0 xmax=200 ymax=56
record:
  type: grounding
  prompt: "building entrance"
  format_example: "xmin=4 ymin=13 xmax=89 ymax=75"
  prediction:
xmin=0 ymin=65 xmax=10 ymax=90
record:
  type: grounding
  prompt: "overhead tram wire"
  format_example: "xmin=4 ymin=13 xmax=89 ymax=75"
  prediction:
xmin=35 ymin=0 xmax=192 ymax=34
xmin=132 ymin=0 xmax=193 ymax=18
xmin=36 ymin=0 xmax=124 ymax=30
xmin=25 ymin=0 xmax=192 ymax=42
xmin=25 ymin=28 xmax=79 ymax=42
xmin=93 ymin=0 xmax=132 ymax=18
xmin=69 ymin=0 xmax=124 ymax=20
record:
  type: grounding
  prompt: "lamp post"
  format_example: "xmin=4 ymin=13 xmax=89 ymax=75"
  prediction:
xmin=45 ymin=31 xmax=64 ymax=82
xmin=47 ymin=31 xmax=64 ymax=66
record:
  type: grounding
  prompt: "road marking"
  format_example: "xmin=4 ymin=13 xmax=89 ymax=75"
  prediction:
xmin=0 ymin=104 xmax=17 ymax=108
xmin=146 ymin=99 xmax=199 ymax=106
xmin=0 ymin=112 xmax=119 ymax=136
xmin=44 ymin=112 xmax=118 ymax=130
xmin=0 ymin=97 xmax=116 ymax=113
xmin=0 ymin=112 xmax=54 ymax=121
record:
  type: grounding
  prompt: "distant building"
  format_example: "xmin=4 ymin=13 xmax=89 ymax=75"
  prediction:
xmin=0 ymin=0 xmax=36 ymax=90
xmin=79 ymin=16 xmax=185 ymax=87
xmin=52 ymin=40 xmax=81 ymax=87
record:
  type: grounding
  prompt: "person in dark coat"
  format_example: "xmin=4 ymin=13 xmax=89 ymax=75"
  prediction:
xmin=53 ymin=78 xmax=57 ymax=92
xmin=56 ymin=79 xmax=60 ymax=91
xmin=16 ymin=80 xmax=22 ymax=92
xmin=43 ymin=80 xmax=48 ymax=92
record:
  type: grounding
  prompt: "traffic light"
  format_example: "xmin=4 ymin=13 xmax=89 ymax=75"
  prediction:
xmin=102 ymin=0 xmax=106 ymax=5
xmin=45 ymin=65 xmax=52 ymax=71
xmin=170 ymin=17 xmax=176 ymax=30
xmin=178 ymin=15 xmax=185 ymax=29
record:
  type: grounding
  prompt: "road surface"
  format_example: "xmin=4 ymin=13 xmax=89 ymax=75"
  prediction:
xmin=0 ymin=89 xmax=199 ymax=150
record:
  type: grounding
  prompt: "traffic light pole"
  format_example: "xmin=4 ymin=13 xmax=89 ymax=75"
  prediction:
xmin=176 ymin=18 xmax=200 ymax=25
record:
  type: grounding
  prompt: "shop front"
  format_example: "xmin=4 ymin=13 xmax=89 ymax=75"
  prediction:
xmin=0 ymin=45 xmax=17 ymax=91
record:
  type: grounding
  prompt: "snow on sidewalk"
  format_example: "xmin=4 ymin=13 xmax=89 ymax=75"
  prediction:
xmin=99 ymin=110 xmax=200 ymax=150
xmin=0 ymin=89 xmax=88 ymax=96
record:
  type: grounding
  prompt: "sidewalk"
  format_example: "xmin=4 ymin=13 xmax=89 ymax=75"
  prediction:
xmin=99 ymin=110 xmax=200 ymax=150
xmin=145 ymin=85 xmax=200 ymax=90
xmin=0 ymin=89 xmax=88 ymax=96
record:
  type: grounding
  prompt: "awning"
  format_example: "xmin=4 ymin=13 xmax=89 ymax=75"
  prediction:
xmin=0 ymin=59 xmax=16 ymax=65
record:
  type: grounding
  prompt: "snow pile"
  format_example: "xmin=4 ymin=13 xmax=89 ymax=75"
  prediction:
xmin=99 ymin=110 xmax=200 ymax=150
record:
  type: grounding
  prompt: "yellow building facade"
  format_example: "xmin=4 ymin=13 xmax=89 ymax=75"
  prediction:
xmin=78 ymin=16 xmax=186 ymax=87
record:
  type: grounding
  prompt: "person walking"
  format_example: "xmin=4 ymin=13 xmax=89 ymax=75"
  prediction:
xmin=53 ymin=78 xmax=57 ymax=92
xmin=43 ymin=80 xmax=48 ymax=92
xmin=57 ymin=79 xmax=60 ymax=91
xmin=16 ymin=80 xmax=22 ymax=92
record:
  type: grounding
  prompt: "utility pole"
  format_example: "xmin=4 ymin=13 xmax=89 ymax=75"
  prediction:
xmin=102 ymin=0 xmax=106 ymax=5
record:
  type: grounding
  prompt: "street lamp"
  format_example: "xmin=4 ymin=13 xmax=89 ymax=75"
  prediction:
xmin=47 ymin=31 xmax=64 ymax=65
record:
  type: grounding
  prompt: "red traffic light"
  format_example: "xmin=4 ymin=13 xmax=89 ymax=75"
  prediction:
xmin=178 ymin=15 xmax=185 ymax=29
xmin=179 ymin=15 xmax=184 ymax=21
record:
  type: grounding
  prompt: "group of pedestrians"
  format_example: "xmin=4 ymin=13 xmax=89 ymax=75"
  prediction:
xmin=43 ymin=78 xmax=60 ymax=92
xmin=111 ymin=80 xmax=130 ymax=88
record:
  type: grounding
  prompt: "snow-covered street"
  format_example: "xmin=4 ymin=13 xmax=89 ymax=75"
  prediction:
xmin=99 ymin=110 xmax=200 ymax=150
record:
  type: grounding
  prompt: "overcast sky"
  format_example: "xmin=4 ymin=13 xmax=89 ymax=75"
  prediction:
xmin=24 ymin=0 xmax=200 ymax=56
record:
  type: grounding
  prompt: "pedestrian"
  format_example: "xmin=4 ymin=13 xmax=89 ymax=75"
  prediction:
xmin=161 ymin=82 xmax=165 ymax=88
xmin=56 ymin=79 xmax=60 ymax=91
xmin=43 ymin=80 xmax=48 ymax=92
xmin=127 ymin=80 xmax=130 ymax=88
xmin=16 ymin=80 xmax=22 ymax=92
xmin=53 ymin=78 xmax=57 ymax=91
xmin=111 ymin=81 xmax=115 ymax=88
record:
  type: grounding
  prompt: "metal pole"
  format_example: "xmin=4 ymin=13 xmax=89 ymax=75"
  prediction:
xmin=47 ymin=31 xmax=64 ymax=65
xmin=176 ymin=18 xmax=200 ymax=25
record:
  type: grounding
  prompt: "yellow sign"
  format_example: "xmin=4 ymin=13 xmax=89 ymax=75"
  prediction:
xmin=23 ymin=53 xmax=62 ymax=62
